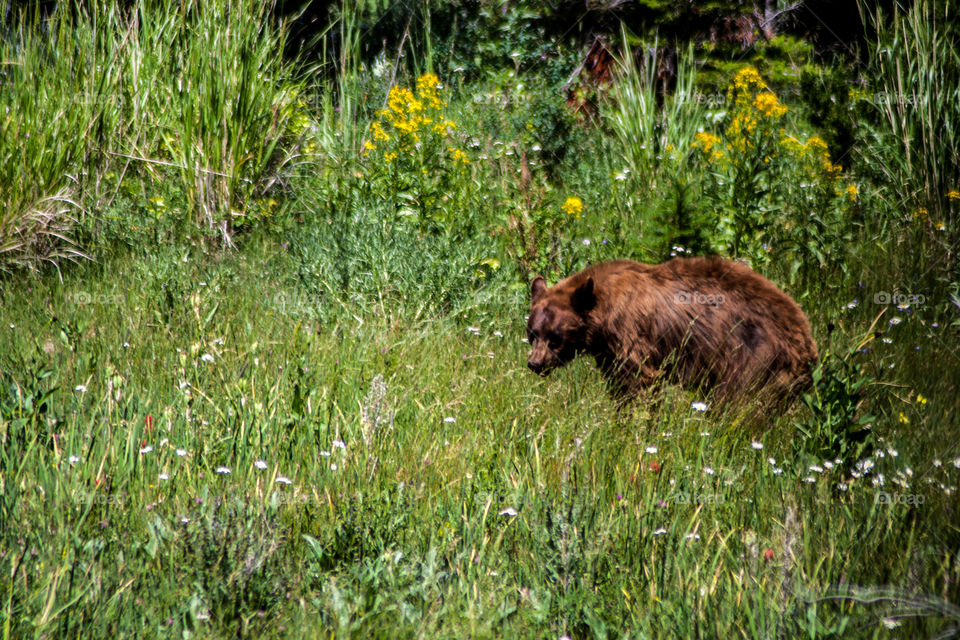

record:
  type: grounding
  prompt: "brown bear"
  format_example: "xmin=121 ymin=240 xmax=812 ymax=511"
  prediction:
xmin=526 ymin=257 xmax=818 ymax=404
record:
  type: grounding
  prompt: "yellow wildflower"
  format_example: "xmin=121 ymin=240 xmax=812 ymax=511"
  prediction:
xmin=753 ymin=92 xmax=787 ymax=118
xmin=947 ymin=190 xmax=960 ymax=201
xmin=370 ymin=122 xmax=390 ymax=142
xmin=449 ymin=148 xmax=469 ymax=165
xmin=562 ymin=196 xmax=583 ymax=217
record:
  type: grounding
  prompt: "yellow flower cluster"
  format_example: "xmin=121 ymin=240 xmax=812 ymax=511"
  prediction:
xmin=780 ymin=134 xmax=841 ymax=179
xmin=449 ymin=147 xmax=470 ymax=165
xmin=692 ymin=131 xmax=724 ymax=162
xmin=373 ymin=73 xmax=455 ymax=149
xmin=562 ymin=196 xmax=584 ymax=217
xmin=363 ymin=73 xmax=464 ymax=168
xmin=753 ymin=92 xmax=788 ymax=119
xmin=947 ymin=190 xmax=960 ymax=201
xmin=724 ymin=66 xmax=788 ymax=154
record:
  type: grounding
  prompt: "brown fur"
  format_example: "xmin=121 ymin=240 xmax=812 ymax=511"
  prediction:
xmin=526 ymin=258 xmax=818 ymax=404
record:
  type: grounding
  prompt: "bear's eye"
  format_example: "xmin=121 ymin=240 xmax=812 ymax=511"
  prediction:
xmin=547 ymin=330 xmax=563 ymax=348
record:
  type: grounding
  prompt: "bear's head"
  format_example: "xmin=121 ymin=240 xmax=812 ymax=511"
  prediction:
xmin=526 ymin=275 xmax=595 ymax=375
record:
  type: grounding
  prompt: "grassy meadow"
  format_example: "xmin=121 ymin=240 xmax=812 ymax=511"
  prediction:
xmin=1 ymin=1 xmax=959 ymax=637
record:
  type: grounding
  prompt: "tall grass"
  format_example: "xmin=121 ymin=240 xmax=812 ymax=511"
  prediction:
xmin=0 ymin=0 xmax=306 ymax=269
xmin=605 ymin=31 xmax=705 ymax=190
xmin=858 ymin=0 xmax=960 ymax=224
xmin=0 ymin=5 xmax=116 ymax=272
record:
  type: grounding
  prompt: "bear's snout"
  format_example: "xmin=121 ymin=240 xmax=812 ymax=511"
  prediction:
xmin=527 ymin=358 xmax=549 ymax=375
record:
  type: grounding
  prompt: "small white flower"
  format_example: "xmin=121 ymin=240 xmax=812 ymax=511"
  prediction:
xmin=493 ymin=331 xmax=503 ymax=338
xmin=887 ymin=447 xmax=898 ymax=457
xmin=254 ymin=459 xmax=267 ymax=469
xmin=123 ymin=342 xmax=130 ymax=348
xmin=181 ymin=517 xmax=190 ymax=524
xmin=330 ymin=463 xmax=338 ymax=471
xmin=216 ymin=466 xmax=231 ymax=474
xmin=276 ymin=476 xmax=292 ymax=485
xmin=809 ymin=465 xmax=824 ymax=474
xmin=467 ymin=327 xmax=480 ymax=334
xmin=889 ymin=317 xmax=902 ymax=326
xmin=685 ymin=533 xmax=700 ymax=540
xmin=159 ymin=473 xmax=169 ymax=481
xmin=703 ymin=467 xmax=715 ymax=475
xmin=139 ymin=445 xmax=153 ymax=454
xmin=176 ymin=449 xmax=188 ymax=457
xmin=652 ymin=528 xmax=667 ymax=535
xmin=499 ymin=507 xmax=518 ymax=517
xmin=804 ymin=476 xmax=817 ymax=483
xmin=823 ymin=461 xmax=834 ymax=470
xmin=531 ymin=144 xmax=541 ymax=152
xmin=700 ymin=432 xmax=711 ymax=437
xmin=75 ymin=385 xmax=87 ymax=393
xmin=838 ymin=482 xmax=848 ymax=491
xmin=768 ymin=457 xmax=777 ymax=466
xmin=933 ymin=459 xmax=942 ymax=467
xmin=645 ymin=446 xmax=658 ymax=454
xmin=319 ymin=451 xmax=331 ymax=457
xmin=691 ymin=401 xmax=709 ymax=412
xmin=68 ymin=455 xmax=80 ymax=464
xmin=332 ymin=439 xmax=346 ymax=450
xmin=583 ymin=238 xmax=591 ymax=246
xmin=952 ymin=457 xmax=960 ymax=468
xmin=201 ymin=353 xmax=214 ymax=363
xmin=881 ymin=618 xmax=901 ymax=629
xmin=178 ymin=381 xmax=191 ymax=390
xmin=872 ymin=474 xmax=885 ymax=486
xmin=751 ymin=441 xmax=764 ymax=450
xmin=444 ymin=416 xmax=456 ymax=423
xmin=772 ymin=468 xmax=783 ymax=475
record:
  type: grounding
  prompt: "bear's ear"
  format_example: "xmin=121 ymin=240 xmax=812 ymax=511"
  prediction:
xmin=572 ymin=277 xmax=596 ymax=315
xmin=530 ymin=276 xmax=547 ymax=303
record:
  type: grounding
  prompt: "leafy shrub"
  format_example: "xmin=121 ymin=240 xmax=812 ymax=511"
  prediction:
xmin=795 ymin=338 xmax=877 ymax=465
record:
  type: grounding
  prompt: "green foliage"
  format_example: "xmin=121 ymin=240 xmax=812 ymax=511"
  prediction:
xmin=795 ymin=341 xmax=877 ymax=465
